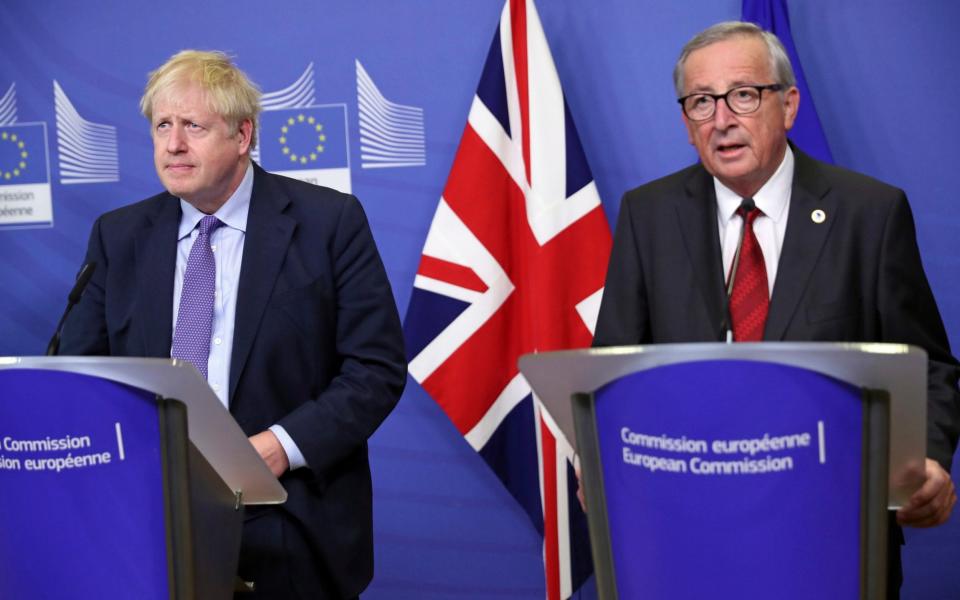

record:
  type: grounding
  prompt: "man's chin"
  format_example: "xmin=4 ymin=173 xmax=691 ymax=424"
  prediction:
xmin=712 ymin=165 xmax=764 ymax=197
xmin=712 ymin=160 xmax=757 ymax=182
xmin=158 ymin=178 xmax=194 ymax=200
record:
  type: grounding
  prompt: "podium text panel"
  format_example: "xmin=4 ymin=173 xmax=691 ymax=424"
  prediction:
xmin=0 ymin=369 xmax=169 ymax=599
xmin=595 ymin=360 xmax=863 ymax=599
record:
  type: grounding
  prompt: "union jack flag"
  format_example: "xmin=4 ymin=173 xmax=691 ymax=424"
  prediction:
xmin=404 ymin=1 xmax=612 ymax=597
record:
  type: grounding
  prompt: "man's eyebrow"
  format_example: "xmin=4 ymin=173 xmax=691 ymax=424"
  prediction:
xmin=684 ymin=82 xmax=717 ymax=94
xmin=684 ymin=79 xmax=760 ymax=95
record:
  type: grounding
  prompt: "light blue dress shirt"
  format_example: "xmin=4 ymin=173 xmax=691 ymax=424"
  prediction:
xmin=172 ymin=163 xmax=307 ymax=470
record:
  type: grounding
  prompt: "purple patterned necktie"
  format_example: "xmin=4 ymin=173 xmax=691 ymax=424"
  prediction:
xmin=171 ymin=215 xmax=224 ymax=379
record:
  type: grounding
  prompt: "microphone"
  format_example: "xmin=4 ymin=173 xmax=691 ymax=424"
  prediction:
xmin=719 ymin=198 xmax=755 ymax=343
xmin=46 ymin=262 xmax=97 ymax=356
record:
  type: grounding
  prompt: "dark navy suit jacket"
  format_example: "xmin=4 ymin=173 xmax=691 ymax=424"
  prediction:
xmin=594 ymin=146 xmax=959 ymax=469
xmin=61 ymin=163 xmax=407 ymax=597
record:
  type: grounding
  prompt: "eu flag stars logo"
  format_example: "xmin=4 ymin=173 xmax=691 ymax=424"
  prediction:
xmin=279 ymin=113 xmax=326 ymax=165
xmin=0 ymin=130 xmax=29 ymax=181
xmin=259 ymin=106 xmax=350 ymax=193
xmin=0 ymin=123 xmax=52 ymax=229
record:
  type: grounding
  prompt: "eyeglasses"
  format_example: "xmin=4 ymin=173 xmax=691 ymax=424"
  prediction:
xmin=678 ymin=84 xmax=784 ymax=121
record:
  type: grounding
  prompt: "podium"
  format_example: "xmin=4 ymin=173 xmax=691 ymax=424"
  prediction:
xmin=519 ymin=342 xmax=928 ymax=600
xmin=0 ymin=357 xmax=287 ymax=599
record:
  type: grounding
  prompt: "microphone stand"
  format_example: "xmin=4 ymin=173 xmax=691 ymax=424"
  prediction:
xmin=46 ymin=262 xmax=97 ymax=356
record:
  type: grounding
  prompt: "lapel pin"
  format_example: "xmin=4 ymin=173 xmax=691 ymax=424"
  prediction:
xmin=811 ymin=209 xmax=826 ymax=224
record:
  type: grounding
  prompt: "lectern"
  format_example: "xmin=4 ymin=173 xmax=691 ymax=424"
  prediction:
xmin=0 ymin=357 xmax=287 ymax=599
xmin=519 ymin=342 xmax=928 ymax=600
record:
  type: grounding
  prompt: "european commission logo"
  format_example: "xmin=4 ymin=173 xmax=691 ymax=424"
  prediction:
xmin=259 ymin=105 xmax=349 ymax=192
xmin=0 ymin=80 xmax=117 ymax=231
xmin=0 ymin=123 xmax=52 ymax=229
xmin=253 ymin=63 xmax=351 ymax=193
xmin=250 ymin=59 xmax=426 ymax=193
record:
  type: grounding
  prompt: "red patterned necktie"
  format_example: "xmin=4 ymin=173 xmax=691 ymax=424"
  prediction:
xmin=728 ymin=204 xmax=769 ymax=341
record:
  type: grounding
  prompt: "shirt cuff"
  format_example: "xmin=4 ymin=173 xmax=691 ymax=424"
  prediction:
xmin=268 ymin=424 xmax=308 ymax=471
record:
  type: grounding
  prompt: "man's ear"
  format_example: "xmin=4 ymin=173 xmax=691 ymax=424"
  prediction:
xmin=236 ymin=118 xmax=254 ymax=155
xmin=782 ymin=86 xmax=800 ymax=131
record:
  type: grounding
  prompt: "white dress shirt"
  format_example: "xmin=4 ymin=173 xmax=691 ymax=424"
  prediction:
xmin=172 ymin=163 xmax=307 ymax=470
xmin=715 ymin=145 xmax=795 ymax=297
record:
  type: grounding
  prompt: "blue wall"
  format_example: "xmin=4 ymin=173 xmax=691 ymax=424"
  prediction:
xmin=1 ymin=1 xmax=957 ymax=597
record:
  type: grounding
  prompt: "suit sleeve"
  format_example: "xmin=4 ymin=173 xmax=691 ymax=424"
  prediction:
xmin=594 ymin=193 xmax=650 ymax=347
xmin=276 ymin=197 xmax=407 ymax=473
xmin=878 ymin=192 xmax=960 ymax=471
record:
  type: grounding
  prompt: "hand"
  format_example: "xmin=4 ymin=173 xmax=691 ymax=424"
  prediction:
xmin=249 ymin=430 xmax=290 ymax=478
xmin=896 ymin=458 xmax=956 ymax=528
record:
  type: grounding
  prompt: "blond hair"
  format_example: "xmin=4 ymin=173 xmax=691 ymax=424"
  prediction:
xmin=140 ymin=50 xmax=262 ymax=149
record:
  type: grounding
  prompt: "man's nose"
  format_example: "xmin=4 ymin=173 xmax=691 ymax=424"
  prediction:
xmin=166 ymin=126 xmax=186 ymax=153
xmin=712 ymin=96 xmax=738 ymax=130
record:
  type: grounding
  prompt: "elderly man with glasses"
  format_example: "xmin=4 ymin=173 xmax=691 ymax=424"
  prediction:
xmin=593 ymin=20 xmax=959 ymax=597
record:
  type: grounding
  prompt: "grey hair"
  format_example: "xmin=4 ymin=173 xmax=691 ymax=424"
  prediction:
xmin=673 ymin=21 xmax=797 ymax=97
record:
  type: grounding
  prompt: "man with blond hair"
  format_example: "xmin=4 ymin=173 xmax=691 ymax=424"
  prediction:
xmin=594 ymin=21 xmax=958 ymax=596
xmin=62 ymin=50 xmax=407 ymax=599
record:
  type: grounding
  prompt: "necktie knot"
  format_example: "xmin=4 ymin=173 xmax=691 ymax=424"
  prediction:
xmin=197 ymin=215 xmax=223 ymax=238
xmin=736 ymin=203 xmax=763 ymax=226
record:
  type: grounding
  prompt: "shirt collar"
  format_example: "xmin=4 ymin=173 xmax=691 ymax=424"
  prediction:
xmin=714 ymin=145 xmax=794 ymax=225
xmin=177 ymin=162 xmax=253 ymax=240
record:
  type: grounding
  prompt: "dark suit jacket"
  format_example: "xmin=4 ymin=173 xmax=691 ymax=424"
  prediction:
xmin=60 ymin=163 xmax=407 ymax=597
xmin=594 ymin=147 xmax=960 ymax=469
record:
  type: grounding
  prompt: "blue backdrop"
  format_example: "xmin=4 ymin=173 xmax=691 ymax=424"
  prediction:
xmin=1 ymin=1 xmax=957 ymax=597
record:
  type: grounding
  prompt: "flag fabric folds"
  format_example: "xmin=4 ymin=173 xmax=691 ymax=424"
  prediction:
xmin=743 ymin=0 xmax=834 ymax=163
xmin=403 ymin=0 xmax=612 ymax=597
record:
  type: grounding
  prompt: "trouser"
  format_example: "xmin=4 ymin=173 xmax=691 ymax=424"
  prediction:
xmin=235 ymin=507 xmax=358 ymax=600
